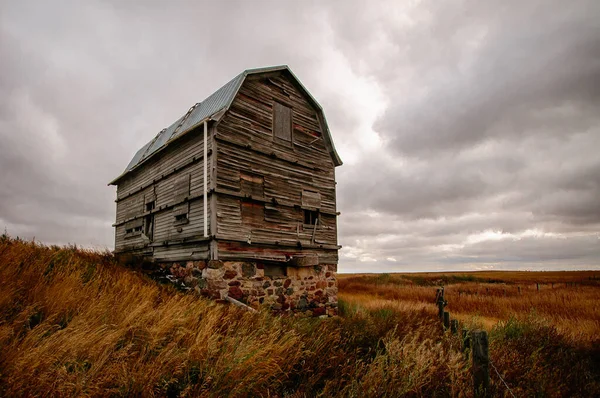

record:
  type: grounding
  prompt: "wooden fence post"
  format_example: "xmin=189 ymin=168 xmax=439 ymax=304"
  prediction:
xmin=436 ymin=287 xmax=446 ymax=319
xmin=518 ymin=286 xmax=521 ymax=295
xmin=471 ymin=330 xmax=490 ymax=397
xmin=462 ymin=329 xmax=470 ymax=354
xmin=443 ymin=311 xmax=450 ymax=329
xmin=536 ymin=283 xmax=540 ymax=292
xmin=451 ymin=319 xmax=459 ymax=334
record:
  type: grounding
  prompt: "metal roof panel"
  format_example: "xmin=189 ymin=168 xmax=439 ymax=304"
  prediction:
xmin=110 ymin=65 xmax=341 ymax=185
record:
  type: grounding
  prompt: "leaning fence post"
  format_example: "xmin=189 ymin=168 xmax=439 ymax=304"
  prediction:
xmin=471 ymin=330 xmax=490 ymax=397
xmin=451 ymin=319 xmax=459 ymax=334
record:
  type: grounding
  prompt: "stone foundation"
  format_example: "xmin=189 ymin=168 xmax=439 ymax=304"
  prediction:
xmin=159 ymin=260 xmax=338 ymax=316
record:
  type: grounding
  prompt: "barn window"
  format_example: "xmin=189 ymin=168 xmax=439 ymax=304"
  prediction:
xmin=127 ymin=195 xmax=144 ymax=219
xmin=304 ymin=210 xmax=319 ymax=226
xmin=272 ymin=102 xmax=292 ymax=143
xmin=145 ymin=190 xmax=156 ymax=210
xmin=144 ymin=192 xmax=156 ymax=241
xmin=173 ymin=203 xmax=189 ymax=226
xmin=240 ymin=172 xmax=264 ymax=198
xmin=241 ymin=202 xmax=265 ymax=226
xmin=125 ymin=226 xmax=142 ymax=234
xmin=302 ymin=190 xmax=321 ymax=209
xmin=124 ymin=219 xmax=144 ymax=238
xmin=173 ymin=173 xmax=190 ymax=203
xmin=146 ymin=201 xmax=155 ymax=212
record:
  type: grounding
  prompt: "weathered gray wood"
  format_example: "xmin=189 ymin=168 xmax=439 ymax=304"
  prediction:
xmin=273 ymin=102 xmax=292 ymax=142
xmin=288 ymin=255 xmax=319 ymax=267
xmin=471 ymin=330 xmax=490 ymax=397
xmin=225 ymin=295 xmax=258 ymax=313
xmin=113 ymin=69 xmax=340 ymax=265
xmin=114 ymin=128 xmax=211 ymax=253
xmin=302 ymin=189 xmax=322 ymax=208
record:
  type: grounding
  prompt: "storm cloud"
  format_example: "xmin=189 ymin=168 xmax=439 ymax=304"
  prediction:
xmin=1 ymin=0 xmax=599 ymax=272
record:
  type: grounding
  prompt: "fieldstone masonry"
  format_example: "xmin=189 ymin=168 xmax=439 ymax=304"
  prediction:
xmin=160 ymin=260 xmax=338 ymax=316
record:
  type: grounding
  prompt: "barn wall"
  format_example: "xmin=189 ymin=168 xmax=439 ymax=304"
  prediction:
xmin=114 ymin=126 xmax=212 ymax=257
xmin=214 ymin=72 xmax=338 ymax=263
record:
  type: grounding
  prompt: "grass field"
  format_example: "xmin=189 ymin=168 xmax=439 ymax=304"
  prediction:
xmin=1 ymin=235 xmax=599 ymax=397
xmin=339 ymin=271 xmax=600 ymax=340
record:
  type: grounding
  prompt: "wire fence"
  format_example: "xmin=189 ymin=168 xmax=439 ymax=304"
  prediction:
xmin=490 ymin=359 xmax=516 ymax=397
xmin=436 ymin=286 xmax=517 ymax=397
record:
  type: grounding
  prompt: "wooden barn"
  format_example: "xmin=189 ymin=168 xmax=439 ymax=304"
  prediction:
xmin=109 ymin=65 xmax=342 ymax=315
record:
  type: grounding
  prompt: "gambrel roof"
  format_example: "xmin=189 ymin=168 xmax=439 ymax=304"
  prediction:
xmin=109 ymin=65 xmax=342 ymax=185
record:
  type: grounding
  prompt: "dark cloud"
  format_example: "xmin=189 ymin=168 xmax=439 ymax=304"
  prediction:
xmin=372 ymin=0 xmax=600 ymax=155
xmin=1 ymin=0 xmax=598 ymax=271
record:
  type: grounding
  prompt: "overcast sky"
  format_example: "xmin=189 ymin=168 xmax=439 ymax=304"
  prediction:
xmin=1 ymin=0 xmax=599 ymax=272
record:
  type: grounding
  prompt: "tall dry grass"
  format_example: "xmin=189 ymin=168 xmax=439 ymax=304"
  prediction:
xmin=0 ymin=236 xmax=472 ymax=397
xmin=339 ymin=271 xmax=600 ymax=341
xmin=1 ymin=235 xmax=598 ymax=396
xmin=339 ymin=271 xmax=600 ymax=396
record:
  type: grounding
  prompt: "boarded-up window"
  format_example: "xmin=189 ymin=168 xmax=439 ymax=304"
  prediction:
xmin=125 ymin=218 xmax=143 ymax=238
xmin=126 ymin=195 xmax=144 ymax=219
xmin=273 ymin=102 xmax=292 ymax=143
xmin=145 ymin=189 xmax=156 ymax=208
xmin=241 ymin=202 xmax=265 ymax=226
xmin=173 ymin=174 xmax=190 ymax=203
xmin=302 ymin=190 xmax=321 ymax=209
xmin=240 ymin=172 xmax=264 ymax=198
xmin=173 ymin=203 xmax=189 ymax=226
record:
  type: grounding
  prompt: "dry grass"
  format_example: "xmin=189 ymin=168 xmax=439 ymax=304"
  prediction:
xmin=339 ymin=271 xmax=600 ymax=396
xmin=1 ymin=235 xmax=598 ymax=397
xmin=339 ymin=271 xmax=600 ymax=342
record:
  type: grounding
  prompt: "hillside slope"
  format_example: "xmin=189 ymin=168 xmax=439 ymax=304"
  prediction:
xmin=1 ymin=236 xmax=598 ymax=397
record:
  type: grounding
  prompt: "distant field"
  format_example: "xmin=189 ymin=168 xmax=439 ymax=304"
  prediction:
xmin=339 ymin=271 xmax=600 ymax=340
xmin=1 ymin=236 xmax=598 ymax=397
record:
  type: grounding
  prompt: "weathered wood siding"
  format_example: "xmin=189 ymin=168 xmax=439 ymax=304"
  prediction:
xmin=114 ymin=127 xmax=212 ymax=257
xmin=214 ymin=72 xmax=338 ymax=263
